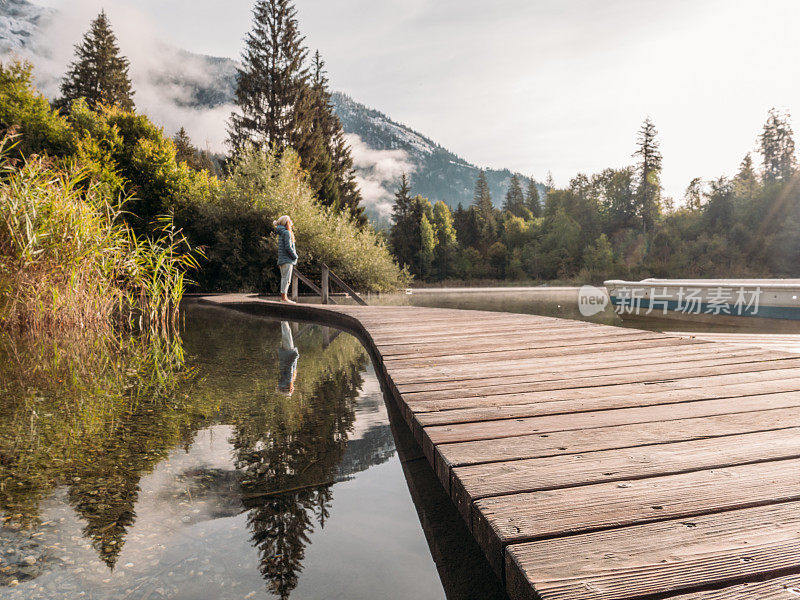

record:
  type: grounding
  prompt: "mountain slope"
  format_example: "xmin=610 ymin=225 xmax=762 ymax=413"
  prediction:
xmin=0 ymin=0 xmax=53 ymax=53
xmin=333 ymin=92 xmax=540 ymax=214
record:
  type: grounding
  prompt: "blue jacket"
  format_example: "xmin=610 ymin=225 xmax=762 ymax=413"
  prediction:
xmin=276 ymin=225 xmax=298 ymax=266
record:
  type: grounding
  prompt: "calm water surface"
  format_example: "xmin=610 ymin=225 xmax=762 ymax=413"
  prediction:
xmin=0 ymin=304 xmax=506 ymax=600
xmin=371 ymin=286 xmax=800 ymax=335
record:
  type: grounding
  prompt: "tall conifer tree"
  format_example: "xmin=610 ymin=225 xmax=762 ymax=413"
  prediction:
xmin=174 ymin=127 xmax=195 ymax=164
xmin=545 ymin=171 xmax=555 ymax=192
xmin=303 ymin=52 xmax=340 ymax=209
xmin=307 ymin=52 xmax=365 ymax=224
xmin=473 ymin=171 xmax=493 ymax=213
xmin=759 ymin=108 xmax=796 ymax=184
xmin=59 ymin=11 xmax=134 ymax=111
xmin=525 ymin=178 xmax=542 ymax=217
xmin=733 ymin=153 xmax=758 ymax=202
xmin=503 ymin=174 xmax=526 ymax=217
xmin=472 ymin=170 xmax=497 ymax=250
xmin=633 ymin=117 xmax=662 ymax=233
xmin=228 ymin=0 xmax=310 ymax=153
xmin=389 ymin=174 xmax=414 ymax=268
xmin=331 ymin=128 xmax=366 ymax=225
xmin=229 ymin=2 xmax=365 ymax=224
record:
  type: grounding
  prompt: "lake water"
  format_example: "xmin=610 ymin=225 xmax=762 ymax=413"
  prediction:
xmin=0 ymin=303 xmax=506 ymax=600
xmin=370 ymin=286 xmax=800 ymax=336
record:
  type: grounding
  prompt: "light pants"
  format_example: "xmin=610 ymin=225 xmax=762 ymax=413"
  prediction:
xmin=280 ymin=321 xmax=294 ymax=349
xmin=279 ymin=263 xmax=293 ymax=295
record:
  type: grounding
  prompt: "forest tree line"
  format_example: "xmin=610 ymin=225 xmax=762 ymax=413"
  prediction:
xmin=389 ymin=113 xmax=800 ymax=283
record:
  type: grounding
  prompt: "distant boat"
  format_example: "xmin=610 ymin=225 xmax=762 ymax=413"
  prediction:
xmin=604 ymin=278 xmax=800 ymax=322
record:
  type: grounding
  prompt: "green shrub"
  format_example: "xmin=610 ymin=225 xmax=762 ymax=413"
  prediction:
xmin=0 ymin=61 xmax=75 ymax=158
xmin=191 ymin=147 xmax=408 ymax=293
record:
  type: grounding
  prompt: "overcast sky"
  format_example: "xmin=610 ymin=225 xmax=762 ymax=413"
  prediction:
xmin=36 ymin=0 xmax=800 ymax=200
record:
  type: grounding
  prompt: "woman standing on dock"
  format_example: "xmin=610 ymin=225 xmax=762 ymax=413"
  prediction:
xmin=274 ymin=215 xmax=298 ymax=303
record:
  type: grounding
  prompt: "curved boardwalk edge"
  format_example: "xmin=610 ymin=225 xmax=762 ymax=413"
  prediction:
xmin=199 ymin=294 xmax=800 ymax=600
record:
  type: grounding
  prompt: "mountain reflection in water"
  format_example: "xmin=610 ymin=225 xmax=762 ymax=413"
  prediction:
xmin=0 ymin=303 xmax=505 ymax=600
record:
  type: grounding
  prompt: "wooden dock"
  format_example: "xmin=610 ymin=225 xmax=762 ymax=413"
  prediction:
xmin=202 ymin=295 xmax=800 ymax=600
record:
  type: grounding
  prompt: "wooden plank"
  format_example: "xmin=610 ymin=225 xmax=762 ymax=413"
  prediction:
xmin=433 ymin=406 xmax=800 ymax=490
xmin=395 ymin=350 xmax=783 ymax=394
xmin=452 ymin=428 xmax=800 ymax=517
xmin=401 ymin=357 xmax=800 ymax=402
xmin=368 ymin=317 xmax=593 ymax=337
xmin=352 ymin=310 xmax=562 ymax=328
xmin=381 ymin=336 xmax=704 ymax=368
xmin=416 ymin=376 xmax=800 ymax=427
xmin=388 ymin=344 xmax=754 ymax=385
xmin=325 ymin=264 xmax=368 ymax=305
xmin=472 ymin=458 xmax=800 ymax=576
xmin=374 ymin=327 xmax=653 ymax=353
xmin=403 ymin=367 xmax=800 ymax=413
xmin=667 ymin=575 xmax=800 ymax=599
xmin=375 ymin=331 xmax=664 ymax=359
xmin=366 ymin=317 xmax=586 ymax=334
xmin=384 ymin=339 xmax=714 ymax=375
xmin=505 ymin=502 xmax=800 ymax=600
xmin=423 ymin=390 xmax=800 ymax=448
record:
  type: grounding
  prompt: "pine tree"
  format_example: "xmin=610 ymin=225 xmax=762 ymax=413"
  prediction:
xmin=503 ymin=175 xmax=526 ymax=217
xmin=545 ymin=171 xmax=555 ymax=192
xmin=525 ymin=178 xmax=542 ymax=218
xmin=452 ymin=202 xmax=471 ymax=247
xmin=229 ymin=4 xmax=366 ymax=225
xmin=228 ymin=0 xmax=310 ymax=154
xmin=174 ymin=127 xmax=195 ymax=164
xmin=304 ymin=51 xmax=363 ymax=219
xmin=733 ymin=153 xmax=758 ymax=202
xmin=684 ymin=177 xmax=704 ymax=211
xmin=473 ymin=170 xmax=493 ymax=213
xmin=633 ymin=117 xmax=662 ymax=233
xmin=331 ymin=128 xmax=365 ymax=225
xmin=59 ymin=11 xmax=134 ymax=111
xmin=173 ymin=127 xmax=217 ymax=173
xmin=302 ymin=52 xmax=340 ymax=208
xmin=310 ymin=53 xmax=365 ymax=224
xmin=389 ymin=175 xmax=414 ymax=269
xmin=472 ymin=170 xmax=497 ymax=251
xmin=759 ymin=108 xmax=796 ymax=184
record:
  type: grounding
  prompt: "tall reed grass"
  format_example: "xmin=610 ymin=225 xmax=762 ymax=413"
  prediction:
xmin=0 ymin=138 xmax=199 ymax=334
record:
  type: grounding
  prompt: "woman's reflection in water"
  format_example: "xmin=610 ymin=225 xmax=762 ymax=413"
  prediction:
xmin=277 ymin=321 xmax=299 ymax=395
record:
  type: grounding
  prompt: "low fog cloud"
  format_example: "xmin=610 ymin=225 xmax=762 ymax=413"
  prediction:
xmin=346 ymin=133 xmax=415 ymax=218
xmin=23 ymin=0 xmax=234 ymax=151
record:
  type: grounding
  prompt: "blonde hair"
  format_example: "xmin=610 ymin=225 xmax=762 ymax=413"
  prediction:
xmin=273 ymin=215 xmax=292 ymax=227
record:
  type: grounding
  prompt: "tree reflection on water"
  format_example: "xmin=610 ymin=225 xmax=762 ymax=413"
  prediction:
xmin=0 ymin=304 xmax=390 ymax=598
